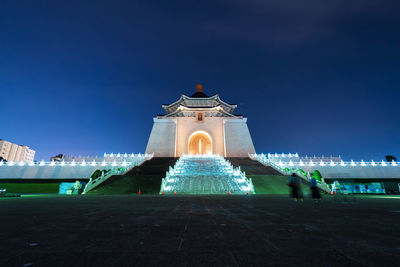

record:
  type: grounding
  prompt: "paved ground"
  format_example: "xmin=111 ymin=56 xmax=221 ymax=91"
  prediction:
xmin=0 ymin=195 xmax=399 ymax=266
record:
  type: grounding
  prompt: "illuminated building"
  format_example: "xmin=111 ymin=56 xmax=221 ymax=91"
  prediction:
xmin=146 ymin=85 xmax=256 ymax=157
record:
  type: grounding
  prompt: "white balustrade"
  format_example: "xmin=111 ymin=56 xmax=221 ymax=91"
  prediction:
xmin=250 ymin=153 xmax=400 ymax=168
xmin=0 ymin=153 xmax=154 ymax=180
xmin=0 ymin=153 xmax=153 ymax=167
xmin=250 ymin=153 xmax=400 ymax=185
xmin=83 ymin=153 xmax=153 ymax=193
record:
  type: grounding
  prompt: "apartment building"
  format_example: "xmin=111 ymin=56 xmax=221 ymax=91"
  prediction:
xmin=0 ymin=139 xmax=36 ymax=162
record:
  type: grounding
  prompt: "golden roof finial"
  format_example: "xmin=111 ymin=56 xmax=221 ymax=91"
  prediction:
xmin=196 ymin=84 xmax=203 ymax=93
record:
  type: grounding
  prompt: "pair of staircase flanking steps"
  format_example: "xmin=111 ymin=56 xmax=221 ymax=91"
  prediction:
xmin=88 ymin=156 xmax=304 ymax=195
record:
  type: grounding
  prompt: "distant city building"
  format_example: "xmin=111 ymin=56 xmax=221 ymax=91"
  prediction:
xmin=0 ymin=139 xmax=35 ymax=162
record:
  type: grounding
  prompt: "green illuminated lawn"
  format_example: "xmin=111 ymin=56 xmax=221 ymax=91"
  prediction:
xmin=0 ymin=183 xmax=60 ymax=194
xmin=88 ymin=175 xmax=163 ymax=195
xmin=1 ymin=175 xmax=313 ymax=195
xmin=89 ymin=174 xmax=309 ymax=195
xmin=249 ymin=175 xmax=312 ymax=195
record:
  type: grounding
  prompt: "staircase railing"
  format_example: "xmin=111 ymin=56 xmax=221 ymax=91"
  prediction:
xmin=249 ymin=153 xmax=330 ymax=193
xmin=83 ymin=153 xmax=153 ymax=194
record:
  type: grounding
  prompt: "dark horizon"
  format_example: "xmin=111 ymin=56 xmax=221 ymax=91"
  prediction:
xmin=1 ymin=0 xmax=400 ymax=161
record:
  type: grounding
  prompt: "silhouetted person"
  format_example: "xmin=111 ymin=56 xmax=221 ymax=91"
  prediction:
xmin=310 ymin=174 xmax=321 ymax=202
xmin=288 ymin=173 xmax=303 ymax=202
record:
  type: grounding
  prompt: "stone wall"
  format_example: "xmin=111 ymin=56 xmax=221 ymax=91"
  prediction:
xmin=145 ymin=118 xmax=177 ymax=157
xmin=0 ymin=155 xmax=151 ymax=179
xmin=289 ymin=165 xmax=400 ymax=179
xmin=253 ymin=154 xmax=400 ymax=179
xmin=0 ymin=165 xmax=101 ymax=179
xmin=146 ymin=116 xmax=256 ymax=157
xmin=224 ymin=118 xmax=256 ymax=157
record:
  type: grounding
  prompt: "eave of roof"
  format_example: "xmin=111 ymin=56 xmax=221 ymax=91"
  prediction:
xmin=163 ymin=105 xmax=238 ymax=118
xmin=162 ymin=93 xmax=237 ymax=114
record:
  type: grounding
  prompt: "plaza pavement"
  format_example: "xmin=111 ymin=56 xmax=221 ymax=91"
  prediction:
xmin=0 ymin=195 xmax=399 ymax=266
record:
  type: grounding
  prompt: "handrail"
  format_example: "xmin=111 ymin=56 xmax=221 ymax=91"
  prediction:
xmin=82 ymin=153 xmax=153 ymax=194
xmin=249 ymin=153 xmax=330 ymax=193
xmin=82 ymin=168 xmax=124 ymax=194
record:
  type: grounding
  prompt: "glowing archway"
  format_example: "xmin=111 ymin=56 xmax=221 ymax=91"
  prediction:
xmin=188 ymin=131 xmax=212 ymax=155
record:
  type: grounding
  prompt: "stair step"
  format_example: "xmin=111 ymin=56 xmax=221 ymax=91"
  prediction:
xmin=161 ymin=155 xmax=255 ymax=194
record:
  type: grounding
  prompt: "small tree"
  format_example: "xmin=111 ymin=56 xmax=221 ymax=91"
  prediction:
xmin=90 ymin=169 xmax=103 ymax=179
xmin=298 ymin=169 xmax=307 ymax=177
xmin=385 ymin=155 xmax=397 ymax=162
xmin=313 ymin=170 xmax=323 ymax=181
xmin=50 ymin=154 xmax=64 ymax=162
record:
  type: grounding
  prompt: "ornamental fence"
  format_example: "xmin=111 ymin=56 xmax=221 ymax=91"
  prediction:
xmin=0 ymin=153 xmax=153 ymax=167
xmin=0 ymin=153 xmax=153 ymax=179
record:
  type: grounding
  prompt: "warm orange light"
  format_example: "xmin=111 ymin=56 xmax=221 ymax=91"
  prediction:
xmin=188 ymin=132 xmax=212 ymax=155
xmin=196 ymin=84 xmax=203 ymax=92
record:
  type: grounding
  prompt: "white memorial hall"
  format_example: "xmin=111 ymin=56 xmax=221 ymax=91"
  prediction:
xmin=0 ymin=85 xmax=399 ymax=195
xmin=146 ymin=84 xmax=255 ymax=157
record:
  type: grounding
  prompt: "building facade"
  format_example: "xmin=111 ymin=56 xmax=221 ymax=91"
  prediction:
xmin=0 ymin=139 xmax=35 ymax=162
xmin=145 ymin=85 xmax=256 ymax=157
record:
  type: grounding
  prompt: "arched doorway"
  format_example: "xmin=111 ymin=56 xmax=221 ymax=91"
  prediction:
xmin=188 ymin=131 xmax=212 ymax=155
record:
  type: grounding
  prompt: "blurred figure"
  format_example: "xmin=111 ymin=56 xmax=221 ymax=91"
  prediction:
xmin=288 ymin=173 xmax=303 ymax=202
xmin=310 ymin=174 xmax=321 ymax=202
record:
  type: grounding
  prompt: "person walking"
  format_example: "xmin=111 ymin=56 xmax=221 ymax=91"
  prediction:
xmin=310 ymin=174 xmax=321 ymax=202
xmin=288 ymin=173 xmax=303 ymax=202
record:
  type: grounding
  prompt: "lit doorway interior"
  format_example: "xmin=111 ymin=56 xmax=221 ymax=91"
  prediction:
xmin=188 ymin=131 xmax=212 ymax=155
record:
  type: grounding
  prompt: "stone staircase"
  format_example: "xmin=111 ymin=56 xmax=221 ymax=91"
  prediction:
xmin=87 ymin=157 xmax=177 ymax=194
xmin=160 ymin=155 xmax=255 ymax=194
xmin=227 ymin=157 xmax=283 ymax=175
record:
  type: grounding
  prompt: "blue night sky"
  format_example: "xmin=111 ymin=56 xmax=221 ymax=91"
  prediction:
xmin=1 ymin=0 xmax=400 ymax=161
